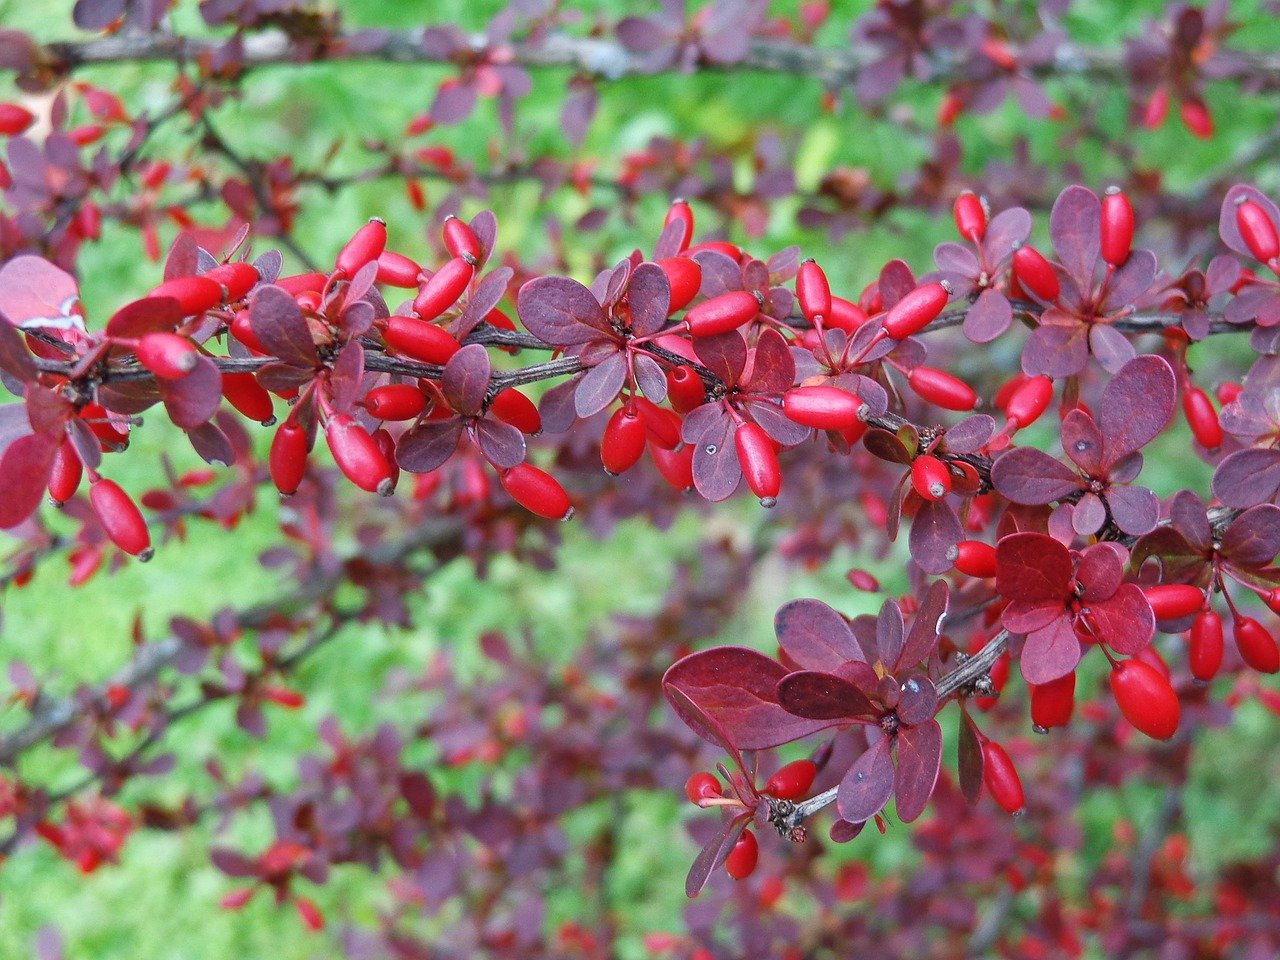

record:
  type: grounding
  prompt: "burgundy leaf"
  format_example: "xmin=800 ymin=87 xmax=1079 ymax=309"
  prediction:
xmin=898 ymin=580 xmax=948 ymax=673
xmin=896 ymin=676 xmax=938 ymax=727
xmin=1049 ymin=185 xmax=1101 ymax=287
xmin=686 ymin=811 xmax=750 ymax=899
xmin=909 ymin=499 xmax=963 ymax=576
xmin=159 ymin=355 xmax=221 ymax=429
xmin=105 ymin=296 xmax=183 ymax=338
xmin=475 ymin=417 xmax=526 ymax=469
xmin=515 ymin=276 xmax=610 ymax=346
xmin=894 ymin=719 xmax=942 ymax=823
xmin=774 ymin=598 xmax=865 ymax=671
xmin=743 ymin=328 xmax=795 ymax=394
xmin=442 ymin=344 xmax=491 ymax=416
xmin=837 ymin=737 xmax=894 ymax=824
xmin=187 ymin=421 xmax=235 ymax=467
xmin=1221 ymin=505 xmax=1280 ymax=566
xmin=998 ymin=533 xmax=1072 ymax=630
xmin=1020 ymin=615 xmax=1081 ymax=685
xmin=328 ymin=340 xmax=365 ymax=413
xmin=876 ymin=599 xmax=904 ymax=671
xmin=776 ymin=671 xmax=876 ymax=721
xmin=0 ymin=432 xmax=56 ymax=528
xmin=958 ymin=710 xmax=984 ymax=803
xmin=1076 ymin=542 xmax=1125 ymax=600
xmin=1072 ymin=492 xmax=1107 ymax=536
xmin=992 ymin=447 xmax=1081 ymax=505
xmin=456 ymin=266 xmax=512 ymax=340
xmin=1060 ymin=408 xmax=1104 ymax=475
xmin=693 ymin=330 xmax=748 ymax=386
xmin=1213 ymin=449 xmax=1280 ymax=508
xmin=1087 ymin=582 xmax=1154 ymax=655
xmin=627 ymin=262 xmax=670 ymax=338
xmin=249 ymin=285 xmax=318 ymax=368
xmin=1106 ymin=484 xmax=1160 ymax=536
xmin=395 ymin=419 xmax=463 ymax=473
xmin=1099 ymin=354 xmax=1176 ymax=461
xmin=574 ymin=352 xmax=627 ymax=419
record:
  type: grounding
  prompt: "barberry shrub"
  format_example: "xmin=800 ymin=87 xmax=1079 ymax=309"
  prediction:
xmin=2 ymin=1 xmax=1280 ymax=958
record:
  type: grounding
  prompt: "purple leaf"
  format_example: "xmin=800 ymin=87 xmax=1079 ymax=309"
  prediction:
xmin=1020 ymin=615 xmax=1081 ymax=685
xmin=1221 ymin=505 xmax=1280 ymax=566
xmin=574 ymin=352 xmax=627 ymax=419
xmin=896 ymin=676 xmax=938 ymax=727
xmin=0 ymin=432 xmax=56 ymax=528
xmin=396 ymin=419 xmax=463 ymax=473
xmin=442 ymin=344 xmax=491 ymax=416
xmin=963 ymin=288 xmax=1013 ymax=343
xmin=633 ymin=352 xmax=668 ymax=403
xmin=328 ymin=341 xmax=365 ymax=413
xmin=0 ymin=255 xmax=81 ymax=329
xmin=475 ymin=417 xmax=526 ymax=469
xmin=909 ymin=499 xmax=963 ymax=576
xmin=776 ymin=671 xmax=876 ymax=720
xmin=693 ymin=330 xmax=747 ymax=385
xmin=1106 ymin=484 xmax=1160 ymax=536
xmin=626 ymin=262 xmax=670 ymax=337
xmin=898 ymin=580 xmax=948 ymax=673
xmin=1212 ymin=449 xmax=1280 ymax=508
xmin=516 ymin=276 xmax=610 ymax=346
xmin=774 ymin=598 xmax=865 ymax=671
xmin=249 ymin=285 xmax=318 ymax=368
xmin=837 ymin=737 xmax=894 ymax=824
xmin=1087 ymin=582 xmax=1154 ymax=655
xmin=958 ymin=711 xmax=983 ymax=803
xmin=1100 ymin=354 xmax=1176 ymax=460
xmin=894 ymin=719 xmax=942 ymax=823
xmin=691 ymin=415 xmax=741 ymax=502
xmin=1049 ymin=185 xmax=1101 ymax=288
xmin=983 ymin=207 xmax=1033 ymax=262
xmin=685 ymin=811 xmax=750 ymax=899
xmin=159 ymin=355 xmax=221 ymax=429
xmin=991 ymin=447 xmax=1081 ymax=505
xmin=1022 ymin=318 xmax=1089 ymax=378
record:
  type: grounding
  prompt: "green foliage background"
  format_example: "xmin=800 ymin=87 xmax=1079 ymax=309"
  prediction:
xmin=2 ymin=1 xmax=1279 ymax=957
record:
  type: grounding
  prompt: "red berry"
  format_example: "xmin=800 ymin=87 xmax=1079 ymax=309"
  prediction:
xmin=294 ymin=896 xmax=325 ymax=931
xmin=364 ymin=384 xmax=427 ymax=421
xmin=383 ymin=316 xmax=460 ymax=364
xmin=48 ymin=437 xmax=82 ymax=506
xmin=1264 ymin=588 xmax=1280 ymax=616
xmin=335 ymin=217 xmax=387 ymax=276
xmin=1030 ymin=671 xmax=1075 ymax=731
xmin=796 ymin=259 xmax=832 ymax=322
xmin=1234 ymin=616 xmax=1280 ymax=674
xmin=735 ymin=422 xmax=781 ymax=506
xmin=664 ymin=199 xmax=694 ymax=252
xmin=1234 ymin=199 xmax=1279 ymax=264
xmin=685 ymin=291 xmax=761 ymax=337
xmin=1005 ymin=374 xmax=1054 ymax=428
xmin=1012 ymin=245 xmax=1060 ymax=302
xmin=882 ymin=282 xmax=950 ymax=340
xmin=1142 ymin=87 xmax=1170 ymax=130
xmin=953 ymin=191 xmax=987 ymax=242
xmin=325 ymin=414 xmax=394 ymax=495
xmin=1110 ymin=659 xmax=1181 ymax=740
xmin=1179 ymin=96 xmax=1213 ymax=139
xmin=764 ymin=759 xmax=817 ymax=801
xmin=601 ymin=407 xmax=646 ymax=475
xmin=1217 ymin=381 xmax=1243 ymax=405
xmin=1100 ymin=187 xmax=1135 ymax=266
xmin=651 ymin=442 xmax=694 ymax=491
xmin=666 ymin=365 xmax=706 ymax=414
xmin=911 ymin=454 xmax=951 ymax=501
xmin=632 ymin=397 xmax=682 ymax=450
xmin=221 ymin=372 xmax=275 ymax=424
xmin=489 ymin=388 xmax=542 ymax=435
xmin=89 ymin=479 xmax=152 ymax=559
xmin=1182 ymin=386 xmax=1223 ymax=449
xmin=413 ymin=257 xmax=474 ymax=322
xmin=981 ymin=740 xmax=1024 ymax=813
xmin=376 ymin=251 xmax=422 ymax=288
xmin=442 ymin=215 xmax=481 ymax=262
xmin=372 ymin=428 xmax=399 ymax=493
xmin=203 ymin=262 xmax=259 ymax=301
xmin=1144 ymin=584 xmax=1205 ymax=620
xmin=151 ymin=275 xmax=224 ymax=315
xmin=137 ymin=332 xmax=198 ymax=380
xmin=953 ymin=540 xmax=997 ymax=578
xmin=270 ymin=421 xmax=309 ymax=496
xmin=907 ymin=366 xmax=978 ymax=411
xmin=500 ymin=463 xmax=573 ymax=520
xmin=0 ymin=102 xmax=36 ymax=136
xmin=1189 ymin=609 xmax=1224 ymax=683
xmin=724 ymin=829 xmax=758 ymax=880
xmin=827 ymin=296 xmax=868 ymax=332
xmin=684 ymin=771 xmax=722 ymax=805
xmin=657 ymin=257 xmax=701 ymax=314
xmin=276 ymin=273 xmax=327 ymax=297
xmin=782 ymin=386 xmax=862 ymax=431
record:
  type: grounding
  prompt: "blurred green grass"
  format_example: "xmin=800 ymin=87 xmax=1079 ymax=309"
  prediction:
xmin=2 ymin=0 xmax=1280 ymax=957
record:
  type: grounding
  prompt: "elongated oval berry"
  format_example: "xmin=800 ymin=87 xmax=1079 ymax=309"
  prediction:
xmin=276 ymin=273 xmax=327 ymax=297
xmin=489 ymin=388 xmax=542 ymax=435
xmin=412 ymin=257 xmax=474 ymax=322
xmin=1189 ymin=609 xmax=1224 ymax=682
xmin=89 ymin=478 xmax=152 ymax=560
xmin=686 ymin=239 xmax=741 ymax=260
xmin=1264 ymin=588 xmax=1280 ymax=616
xmin=601 ymin=407 xmax=646 ymax=475
xmin=230 ymin=310 xmax=266 ymax=354
xmin=1142 ymin=87 xmax=1170 ymax=129
xmin=796 ymin=259 xmax=832 ymax=322
xmin=783 ymin=386 xmax=862 ymax=430
xmin=828 ymin=296 xmax=868 ymax=332
xmin=1144 ymin=584 xmax=1205 ymax=620
xmin=1234 ymin=616 xmax=1280 ymax=674
xmin=1234 ymin=198 xmax=1278 ymax=264
xmin=657 ymin=257 xmax=701 ymax=314
xmin=907 ymin=366 xmax=978 ymax=411
xmin=0 ymin=102 xmax=36 ymax=136
xmin=1100 ymin=187 xmax=1135 ymax=266
xmin=651 ymin=442 xmax=694 ymax=491
xmin=724 ymin=829 xmax=758 ymax=880
xmin=1005 ymin=374 xmax=1054 ymax=428
xmin=1030 ymin=671 xmax=1075 ymax=732
xmin=882 ymin=282 xmax=950 ymax=340
xmin=981 ymin=740 xmax=1024 ymax=814
xmin=953 ymin=191 xmax=987 ymax=242
xmin=633 ymin=396 xmax=682 ymax=450
xmin=664 ymin=199 xmax=694 ymax=252
xmin=911 ymin=454 xmax=951 ymax=501
xmin=442 ymin=215 xmax=480 ymax=262
xmin=203 ymin=262 xmax=259 ymax=301
xmin=500 ymin=463 xmax=574 ymax=520
xmin=735 ymin=422 xmax=781 ymax=506
xmin=136 ymin=332 xmax=197 ymax=380
xmin=383 ymin=316 xmax=460 ymax=364
xmin=364 ymin=384 xmax=427 ymax=421
xmin=1182 ymin=386 xmax=1223 ymax=449
xmin=666 ymin=365 xmax=706 ymax=414
xmin=953 ymin=540 xmax=996 ymax=578
xmin=48 ymin=437 xmax=82 ymax=506
xmin=326 ymin=414 xmax=394 ymax=496
xmin=221 ymin=372 xmax=275 ymax=424
xmin=150 ymin=275 xmax=224 ymax=315
xmin=764 ymin=759 xmax=817 ymax=801
xmin=1110 ymin=659 xmax=1180 ymax=740
xmin=376 ymin=251 xmax=422 ymax=288
xmin=372 ymin=428 xmax=399 ymax=493
xmin=335 ymin=217 xmax=387 ymax=276
xmin=1179 ymin=96 xmax=1213 ymax=139
xmin=1012 ymin=245 xmax=1060 ymax=303
xmin=685 ymin=771 xmax=722 ymax=805
xmin=685 ymin=291 xmax=760 ymax=337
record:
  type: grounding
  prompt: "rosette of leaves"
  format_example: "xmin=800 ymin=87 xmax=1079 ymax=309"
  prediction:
xmin=1218 ymin=185 xmax=1280 ymax=354
xmin=1213 ymin=355 xmax=1280 ymax=507
xmin=931 ymin=204 xmax=1031 ymax=343
xmin=996 ymin=533 xmax=1155 ymax=684
xmin=991 ymin=355 xmax=1175 ymax=536
xmin=616 ymin=0 xmax=765 ymax=72
xmin=1137 ymin=253 xmax=1240 ymax=341
xmin=862 ymin=414 xmax=995 ymax=573
xmin=1020 ymin=185 xmax=1158 ymax=377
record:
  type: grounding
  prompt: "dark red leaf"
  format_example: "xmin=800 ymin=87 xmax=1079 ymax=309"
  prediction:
xmin=774 ymin=598 xmax=865 ymax=671
xmin=395 ymin=419 xmax=463 ymax=473
xmin=776 ymin=671 xmax=876 ymax=721
xmin=894 ymin=719 xmax=942 ymax=823
xmin=837 ymin=737 xmax=894 ymax=824
xmin=1020 ymin=615 xmax=1081 ymax=685
xmin=516 ymin=276 xmax=610 ymax=346
xmin=248 ymin=285 xmax=318 ymax=368
xmin=1087 ymin=582 xmax=1154 ymax=655
xmin=1099 ymin=355 xmax=1176 ymax=461
xmin=442 ymin=344 xmax=491 ymax=416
